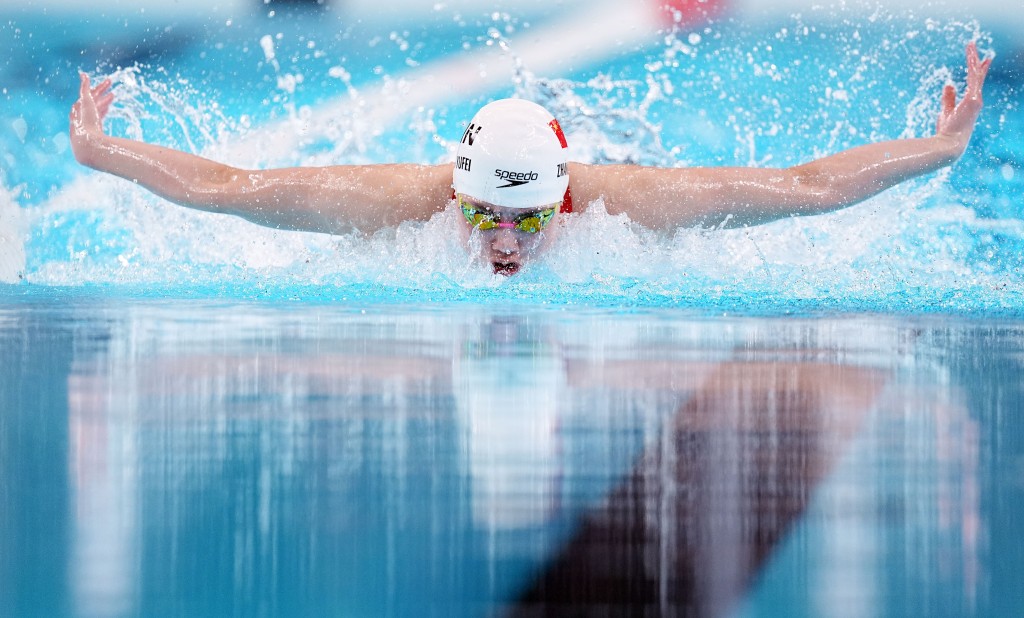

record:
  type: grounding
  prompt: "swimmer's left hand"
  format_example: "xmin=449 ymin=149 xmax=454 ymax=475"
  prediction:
xmin=935 ymin=42 xmax=992 ymax=158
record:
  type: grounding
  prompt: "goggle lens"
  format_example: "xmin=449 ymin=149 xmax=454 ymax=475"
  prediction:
xmin=460 ymin=197 xmax=556 ymax=234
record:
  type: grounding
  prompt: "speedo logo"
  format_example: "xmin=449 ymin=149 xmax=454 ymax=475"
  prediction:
xmin=494 ymin=168 xmax=539 ymax=188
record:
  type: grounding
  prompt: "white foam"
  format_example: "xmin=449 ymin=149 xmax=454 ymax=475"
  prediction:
xmin=0 ymin=178 xmax=25 ymax=284
xmin=29 ymin=171 xmax=505 ymax=288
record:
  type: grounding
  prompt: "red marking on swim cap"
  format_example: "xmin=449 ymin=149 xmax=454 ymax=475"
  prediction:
xmin=656 ymin=0 xmax=725 ymax=29
xmin=549 ymin=119 xmax=568 ymax=149
xmin=561 ymin=185 xmax=573 ymax=214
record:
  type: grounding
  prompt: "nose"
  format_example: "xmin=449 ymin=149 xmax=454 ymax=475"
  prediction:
xmin=490 ymin=228 xmax=520 ymax=256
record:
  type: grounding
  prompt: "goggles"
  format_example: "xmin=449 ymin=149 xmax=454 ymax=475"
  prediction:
xmin=459 ymin=195 xmax=556 ymax=234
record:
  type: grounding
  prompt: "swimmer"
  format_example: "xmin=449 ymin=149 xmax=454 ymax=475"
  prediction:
xmin=70 ymin=43 xmax=991 ymax=276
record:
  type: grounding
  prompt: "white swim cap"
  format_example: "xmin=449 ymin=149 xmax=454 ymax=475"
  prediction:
xmin=453 ymin=99 xmax=570 ymax=209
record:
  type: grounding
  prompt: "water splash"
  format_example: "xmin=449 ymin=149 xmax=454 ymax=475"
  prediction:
xmin=99 ymin=65 xmax=237 ymax=156
xmin=0 ymin=173 xmax=26 ymax=283
xmin=18 ymin=10 xmax=1024 ymax=314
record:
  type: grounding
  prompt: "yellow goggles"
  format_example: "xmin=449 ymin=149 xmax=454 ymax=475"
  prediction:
xmin=459 ymin=196 xmax=556 ymax=234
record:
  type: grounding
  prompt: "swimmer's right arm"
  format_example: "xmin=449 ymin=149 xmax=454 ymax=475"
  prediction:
xmin=70 ymin=73 xmax=453 ymax=233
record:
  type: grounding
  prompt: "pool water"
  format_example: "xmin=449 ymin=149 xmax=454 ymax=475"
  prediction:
xmin=1 ymin=4 xmax=1022 ymax=311
xmin=3 ymin=301 xmax=1023 ymax=617
xmin=1 ymin=2 xmax=1023 ymax=616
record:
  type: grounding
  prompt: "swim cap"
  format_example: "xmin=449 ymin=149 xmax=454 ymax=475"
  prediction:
xmin=453 ymin=99 xmax=570 ymax=209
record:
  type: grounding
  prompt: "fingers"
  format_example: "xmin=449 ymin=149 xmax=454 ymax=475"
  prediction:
xmin=70 ymin=79 xmax=85 ymax=130
xmin=975 ymin=56 xmax=992 ymax=86
xmin=76 ymin=72 xmax=117 ymax=121
xmin=78 ymin=75 xmax=96 ymax=119
xmin=965 ymin=41 xmax=992 ymax=95
xmin=91 ymin=78 xmax=112 ymax=99
xmin=942 ymin=84 xmax=956 ymax=116
xmin=78 ymin=71 xmax=91 ymax=100
xmin=78 ymin=73 xmax=113 ymax=100
xmin=966 ymin=41 xmax=978 ymax=63
xmin=95 ymin=92 xmax=114 ymax=117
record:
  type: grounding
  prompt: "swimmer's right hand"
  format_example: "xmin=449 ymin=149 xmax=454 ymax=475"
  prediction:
xmin=70 ymin=72 xmax=114 ymax=166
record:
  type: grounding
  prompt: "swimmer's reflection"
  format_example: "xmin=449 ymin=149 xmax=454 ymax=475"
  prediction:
xmin=453 ymin=318 xmax=568 ymax=530
xmin=515 ymin=358 xmax=883 ymax=617
xmin=66 ymin=313 xmax=894 ymax=615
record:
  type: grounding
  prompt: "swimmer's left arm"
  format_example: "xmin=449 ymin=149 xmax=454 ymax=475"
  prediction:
xmin=573 ymin=135 xmax=963 ymax=229
xmin=572 ymin=43 xmax=991 ymax=229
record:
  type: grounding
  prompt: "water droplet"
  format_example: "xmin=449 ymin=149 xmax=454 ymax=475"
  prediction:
xmin=11 ymin=117 xmax=27 ymax=143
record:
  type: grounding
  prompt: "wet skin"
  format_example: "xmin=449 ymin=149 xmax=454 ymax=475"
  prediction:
xmin=456 ymin=195 xmax=563 ymax=276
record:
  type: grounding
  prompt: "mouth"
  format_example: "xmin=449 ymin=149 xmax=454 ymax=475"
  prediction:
xmin=492 ymin=261 xmax=520 ymax=276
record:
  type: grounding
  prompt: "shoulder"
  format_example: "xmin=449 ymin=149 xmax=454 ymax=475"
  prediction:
xmin=565 ymin=162 xmax=739 ymax=229
xmin=565 ymin=162 xmax=605 ymax=212
xmin=567 ymin=162 xmax=703 ymax=213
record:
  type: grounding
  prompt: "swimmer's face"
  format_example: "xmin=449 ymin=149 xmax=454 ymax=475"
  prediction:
xmin=456 ymin=194 xmax=562 ymax=276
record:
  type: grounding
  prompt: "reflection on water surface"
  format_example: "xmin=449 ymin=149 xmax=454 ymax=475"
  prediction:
xmin=1 ymin=303 xmax=1021 ymax=617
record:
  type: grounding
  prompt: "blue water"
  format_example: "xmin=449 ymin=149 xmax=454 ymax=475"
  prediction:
xmin=2 ymin=3 xmax=1024 ymax=617
xmin=2 ymin=301 xmax=1023 ymax=616
xmin=1 ymin=5 xmax=1022 ymax=312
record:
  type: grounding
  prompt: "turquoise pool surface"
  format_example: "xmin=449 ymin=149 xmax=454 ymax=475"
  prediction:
xmin=1 ymin=2 xmax=1023 ymax=616
xmin=2 ymin=301 xmax=1023 ymax=616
